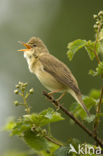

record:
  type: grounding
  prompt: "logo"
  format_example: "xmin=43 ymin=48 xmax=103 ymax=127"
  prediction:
xmin=68 ymin=144 xmax=77 ymax=154
xmin=68 ymin=144 xmax=101 ymax=155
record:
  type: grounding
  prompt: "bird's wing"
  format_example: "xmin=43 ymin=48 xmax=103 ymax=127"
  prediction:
xmin=39 ymin=54 xmax=80 ymax=94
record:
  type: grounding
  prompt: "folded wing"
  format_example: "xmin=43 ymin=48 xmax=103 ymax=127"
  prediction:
xmin=39 ymin=53 xmax=80 ymax=94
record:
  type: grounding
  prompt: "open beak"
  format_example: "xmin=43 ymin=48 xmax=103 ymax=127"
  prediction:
xmin=18 ymin=41 xmax=31 ymax=52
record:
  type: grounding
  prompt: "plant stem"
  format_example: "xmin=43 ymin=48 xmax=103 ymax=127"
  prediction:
xmin=93 ymin=86 xmax=103 ymax=141
xmin=43 ymin=91 xmax=103 ymax=148
xmin=45 ymin=135 xmax=63 ymax=146
xmin=93 ymin=22 xmax=102 ymax=64
xmin=94 ymin=35 xmax=100 ymax=64
xmin=97 ymin=87 xmax=103 ymax=113
xmin=93 ymin=22 xmax=103 ymax=143
xmin=23 ymin=96 xmax=30 ymax=114
xmin=21 ymin=91 xmax=30 ymax=114
xmin=94 ymin=42 xmax=100 ymax=64
xmin=48 ymin=122 xmax=51 ymax=136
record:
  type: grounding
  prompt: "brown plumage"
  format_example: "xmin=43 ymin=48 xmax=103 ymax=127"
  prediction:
xmin=18 ymin=37 xmax=90 ymax=116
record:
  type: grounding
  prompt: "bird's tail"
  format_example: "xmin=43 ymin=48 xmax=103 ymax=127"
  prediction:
xmin=68 ymin=89 xmax=90 ymax=117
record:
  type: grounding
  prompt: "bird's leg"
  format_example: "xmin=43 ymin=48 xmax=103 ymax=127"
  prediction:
xmin=48 ymin=89 xmax=60 ymax=96
xmin=56 ymin=92 xmax=66 ymax=102
xmin=48 ymin=89 xmax=62 ymax=110
xmin=55 ymin=92 xmax=66 ymax=111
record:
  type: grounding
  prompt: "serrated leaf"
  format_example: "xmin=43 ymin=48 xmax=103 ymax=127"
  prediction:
xmin=89 ymin=62 xmax=103 ymax=76
xmin=24 ymin=130 xmax=49 ymax=151
xmin=67 ymin=39 xmax=97 ymax=61
xmin=67 ymin=39 xmax=87 ymax=60
xmin=11 ymin=120 xmax=32 ymax=136
xmin=4 ymin=108 xmax=64 ymax=137
xmin=24 ymin=130 xmax=58 ymax=154
xmin=24 ymin=108 xmax=64 ymax=127
xmin=85 ymin=41 xmax=96 ymax=60
xmin=40 ymin=108 xmax=64 ymax=122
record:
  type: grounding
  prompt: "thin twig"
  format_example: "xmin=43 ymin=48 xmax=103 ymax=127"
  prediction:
xmin=94 ymin=39 xmax=100 ymax=64
xmin=93 ymin=87 xmax=103 ymax=140
xmin=93 ymin=22 xmax=103 ymax=142
xmin=97 ymin=87 xmax=103 ymax=113
xmin=45 ymin=135 xmax=63 ymax=146
xmin=43 ymin=91 xmax=103 ymax=148
xmin=93 ymin=23 xmax=101 ymax=64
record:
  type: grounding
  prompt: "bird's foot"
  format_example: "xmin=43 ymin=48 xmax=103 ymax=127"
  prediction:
xmin=47 ymin=92 xmax=54 ymax=100
xmin=56 ymin=92 xmax=66 ymax=102
xmin=55 ymin=104 xmax=60 ymax=111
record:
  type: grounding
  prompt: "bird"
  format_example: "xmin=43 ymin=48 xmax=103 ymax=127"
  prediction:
xmin=18 ymin=37 xmax=90 ymax=116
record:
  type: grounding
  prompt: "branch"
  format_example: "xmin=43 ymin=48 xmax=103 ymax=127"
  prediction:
xmin=93 ymin=23 xmax=101 ymax=64
xmin=93 ymin=21 xmax=103 ymax=144
xmin=45 ymin=135 xmax=63 ymax=146
xmin=97 ymin=87 xmax=103 ymax=113
xmin=43 ymin=91 xmax=103 ymax=148
xmin=93 ymin=86 xmax=103 ymax=140
xmin=94 ymin=37 xmax=100 ymax=64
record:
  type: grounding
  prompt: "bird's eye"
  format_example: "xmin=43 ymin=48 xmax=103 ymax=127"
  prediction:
xmin=33 ymin=44 xmax=37 ymax=47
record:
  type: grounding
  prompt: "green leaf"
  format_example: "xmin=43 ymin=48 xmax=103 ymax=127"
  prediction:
xmin=84 ymin=114 xmax=95 ymax=123
xmin=96 ymin=113 xmax=103 ymax=118
xmin=89 ymin=69 xmax=97 ymax=76
xmin=54 ymin=139 xmax=79 ymax=156
xmin=3 ymin=120 xmax=16 ymax=131
xmin=54 ymin=141 xmax=98 ymax=156
xmin=89 ymin=89 xmax=101 ymax=100
xmin=54 ymin=146 xmax=69 ymax=156
xmin=2 ymin=151 xmax=28 ymax=156
xmin=89 ymin=62 xmax=103 ymax=76
xmin=24 ymin=108 xmax=64 ymax=127
xmin=85 ymin=41 xmax=96 ymax=60
xmin=99 ymin=28 xmax=103 ymax=41
xmin=24 ymin=130 xmax=58 ymax=154
xmin=42 ymin=142 xmax=59 ymax=156
xmin=67 ymin=39 xmax=87 ymax=60
xmin=96 ymin=61 xmax=103 ymax=75
xmin=3 ymin=108 xmax=64 ymax=138
xmin=40 ymin=108 xmax=64 ymax=123
xmin=3 ymin=108 xmax=60 ymax=154
xmin=67 ymin=39 xmax=97 ymax=61
xmin=24 ymin=130 xmax=49 ymax=151
xmin=10 ymin=117 xmax=33 ymax=136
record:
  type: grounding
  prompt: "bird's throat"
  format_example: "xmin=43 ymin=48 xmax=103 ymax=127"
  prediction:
xmin=24 ymin=52 xmax=30 ymax=65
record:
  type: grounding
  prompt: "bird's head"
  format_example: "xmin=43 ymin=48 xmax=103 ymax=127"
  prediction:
xmin=18 ymin=37 xmax=48 ymax=64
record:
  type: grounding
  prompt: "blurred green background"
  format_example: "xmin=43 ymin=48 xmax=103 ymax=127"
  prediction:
xmin=0 ymin=0 xmax=103 ymax=155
